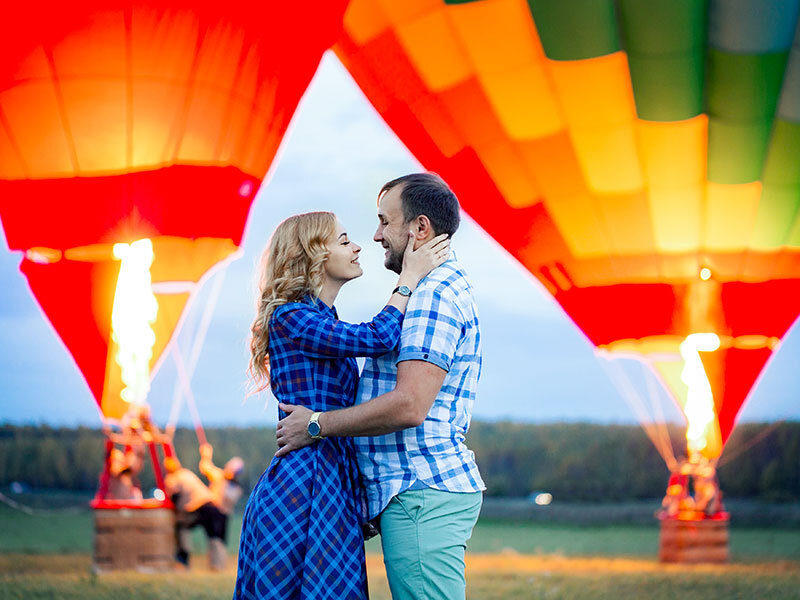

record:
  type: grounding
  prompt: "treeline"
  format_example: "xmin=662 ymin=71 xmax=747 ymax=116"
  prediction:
xmin=1 ymin=422 xmax=797 ymax=501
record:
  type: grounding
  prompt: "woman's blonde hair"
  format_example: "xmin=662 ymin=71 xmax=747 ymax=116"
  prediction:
xmin=248 ymin=211 xmax=337 ymax=392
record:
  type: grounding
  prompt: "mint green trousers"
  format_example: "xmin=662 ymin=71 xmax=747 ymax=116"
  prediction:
xmin=379 ymin=488 xmax=482 ymax=600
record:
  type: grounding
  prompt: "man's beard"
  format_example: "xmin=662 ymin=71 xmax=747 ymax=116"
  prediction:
xmin=385 ymin=245 xmax=404 ymax=274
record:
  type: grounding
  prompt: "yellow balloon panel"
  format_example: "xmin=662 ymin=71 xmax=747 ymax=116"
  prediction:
xmin=547 ymin=53 xmax=643 ymax=193
xmin=571 ymin=124 xmax=644 ymax=193
xmin=479 ymin=66 xmax=564 ymax=139
xmin=547 ymin=53 xmax=637 ymax=129
xmin=636 ymin=116 xmax=707 ymax=190
xmin=704 ymin=182 xmax=762 ymax=252
xmin=595 ymin=191 xmax=655 ymax=256
xmin=543 ymin=194 xmax=612 ymax=258
xmin=648 ymin=187 xmax=704 ymax=253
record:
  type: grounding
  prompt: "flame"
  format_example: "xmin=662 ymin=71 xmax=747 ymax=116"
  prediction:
xmin=679 ymin=333 xmax=720 ymax=456
xmin=111 ymin=239 xmax=158 ymax=405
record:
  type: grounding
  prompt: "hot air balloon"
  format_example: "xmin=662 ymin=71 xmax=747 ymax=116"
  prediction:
xmin=0 ymin=2 xmax=348 ymax=568
xmin=335 ymin=0 xmax=800 ymax=559
xmin=334 ymin=0 xmax=800 ymax=467
xmin=0 ymin=1 xmax=347 ymax=422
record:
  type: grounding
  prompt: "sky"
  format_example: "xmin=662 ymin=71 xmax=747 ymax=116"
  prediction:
xmin=1 ymin=52 xmax=799 ymax=430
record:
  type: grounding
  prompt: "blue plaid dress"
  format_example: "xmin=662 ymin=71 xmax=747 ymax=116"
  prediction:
xmin=234 ymin=296 xmax=403 ymax=600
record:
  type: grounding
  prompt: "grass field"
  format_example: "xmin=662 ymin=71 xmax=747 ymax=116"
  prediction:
xmin=3 ymin=553 xmax=800 ymax=600
xmin=2 ymin=498 xmax=800 ymax=599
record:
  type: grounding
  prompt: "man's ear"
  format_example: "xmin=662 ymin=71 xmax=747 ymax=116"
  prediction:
xmin=414 ymin=215 xmax=432 ymax=239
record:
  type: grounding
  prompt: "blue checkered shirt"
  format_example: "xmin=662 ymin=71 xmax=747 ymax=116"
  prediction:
xmin=354 ymin=254 xmax=486 ymax=519
xmin=234 ymin=296 xmax=403 ymax=599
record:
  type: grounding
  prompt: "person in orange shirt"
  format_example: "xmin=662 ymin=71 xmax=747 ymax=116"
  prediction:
xmin=164 ymin=455 xmax=225 ymax=568
xmin=199 ymin=444 xmax=244 ymax=568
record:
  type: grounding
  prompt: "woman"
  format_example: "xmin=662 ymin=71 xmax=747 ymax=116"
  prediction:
xmin=234 ymin=211 xmax=448 ymax=599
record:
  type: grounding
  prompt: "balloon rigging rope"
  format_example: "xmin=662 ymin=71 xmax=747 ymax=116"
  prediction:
xmin=165 ymin=266 xmax=228 ymax=436
xmin=642 ymin=359 xmax=678 ymax=471
xmin=173 ymin=348 xmax=207 ymax=447
xmin=716 ymin=420 xmax=786 ymax=468
xmin=597 ymin=354 xmax=676 ymax=467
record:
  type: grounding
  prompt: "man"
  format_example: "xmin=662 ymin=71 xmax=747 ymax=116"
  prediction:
xmin=164 ymin=455 xmax=227 ymax=569
xmin=198 ymin=443 xmax=245 ymax=569
xmin=276 ymin=172 xmax=485 ymax=600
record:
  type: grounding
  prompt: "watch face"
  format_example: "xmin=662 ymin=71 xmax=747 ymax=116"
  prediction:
xmin=399 ymin=285 xmax=411 ymax=296
xmin=308 ymin=421 xmax=321 ymax=437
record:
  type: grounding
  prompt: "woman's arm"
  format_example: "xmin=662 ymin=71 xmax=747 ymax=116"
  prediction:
xmin=274 ymin=233 xmax=450 ymax=359
xmin=274 ymin=303 xmax=404 ymax=359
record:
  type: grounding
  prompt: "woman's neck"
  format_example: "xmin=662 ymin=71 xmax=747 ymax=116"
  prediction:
xmin=318 ymin=279 xmax=343 ymax=308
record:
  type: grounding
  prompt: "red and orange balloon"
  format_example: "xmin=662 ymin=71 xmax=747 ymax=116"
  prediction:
xmin=0 ymin=1 xmax=348 ymax=418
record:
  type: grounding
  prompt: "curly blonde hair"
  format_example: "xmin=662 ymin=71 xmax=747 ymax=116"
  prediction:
xmin=248 ymin=211 xmax=336 ymax=392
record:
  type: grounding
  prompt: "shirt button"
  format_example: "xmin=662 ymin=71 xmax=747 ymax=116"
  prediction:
xmin=423 ymin=353 xmax=428 ymax=359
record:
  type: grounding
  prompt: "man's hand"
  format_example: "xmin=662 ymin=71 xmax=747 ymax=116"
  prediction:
xmin=275 ymin=404 xmax=315 ymax=457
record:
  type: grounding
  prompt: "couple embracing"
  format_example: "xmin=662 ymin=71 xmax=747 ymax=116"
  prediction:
xmin=234 ymin=173 xmax=485 ymax=600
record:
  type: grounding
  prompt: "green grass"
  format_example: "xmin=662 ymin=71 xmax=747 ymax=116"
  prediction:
xmin=2 ymin=555 xmax=800 ymax=600
xmin=3 ymin=504 xmax=800 ymax=561
xmin=2 ymin=499 xmax=800 ymax=599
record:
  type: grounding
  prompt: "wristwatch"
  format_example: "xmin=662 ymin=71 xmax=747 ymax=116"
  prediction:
xmin=393 ymin=285 xmax=412 ymax=297
xmin=307 ymin=412 xmax=324 ymax=440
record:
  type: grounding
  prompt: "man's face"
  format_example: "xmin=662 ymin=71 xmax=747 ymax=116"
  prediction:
xmin=374 ymin=186 xmax=410 ymax=274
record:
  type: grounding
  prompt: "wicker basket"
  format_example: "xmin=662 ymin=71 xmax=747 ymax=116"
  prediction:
xmin=659 ymin=517 xmax=729 ymax=563
xmin=93 ymin=507 xmax=175 ymax=572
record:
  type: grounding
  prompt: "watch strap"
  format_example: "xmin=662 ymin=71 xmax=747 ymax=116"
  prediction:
xmin=308 ymin=412 xmax=324 ymax=440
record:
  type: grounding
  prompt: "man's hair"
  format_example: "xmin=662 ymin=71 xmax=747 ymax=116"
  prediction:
xmin=380 ymin=173 xmax=460 ymax=237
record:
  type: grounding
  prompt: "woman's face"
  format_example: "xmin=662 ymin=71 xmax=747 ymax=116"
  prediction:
xmin=323 ymin=219 xmax=363 ymax=284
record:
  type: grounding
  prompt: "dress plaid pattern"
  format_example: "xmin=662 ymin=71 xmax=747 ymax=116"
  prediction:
xmin=234 ymin=296 xmax=403 ymax=599
xmin=355 ymin=255 xmax=486 ymax=519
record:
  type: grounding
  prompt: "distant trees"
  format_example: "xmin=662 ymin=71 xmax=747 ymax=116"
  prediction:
xmin=0 ymin=422 xmax=797 ymax=501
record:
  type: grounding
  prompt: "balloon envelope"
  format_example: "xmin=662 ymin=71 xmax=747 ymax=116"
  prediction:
xmin=335 ymin=0 xmax=800 ymax=454
xmin=0 ymin=1 xmax=348 ymax=418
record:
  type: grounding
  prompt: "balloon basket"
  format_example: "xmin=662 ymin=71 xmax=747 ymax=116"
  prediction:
xmin=658 ymin=514 xmax=729 ymax=563
xmin=92 ymin=503 xmax=175 ymax=573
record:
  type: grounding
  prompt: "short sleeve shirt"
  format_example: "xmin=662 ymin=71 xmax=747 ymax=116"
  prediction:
xmin=354 ymin=254 xmax=486 ymax=519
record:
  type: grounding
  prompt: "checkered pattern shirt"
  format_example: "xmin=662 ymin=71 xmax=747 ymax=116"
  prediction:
xmin=233 ymin=296 xmax=403 ymax=599
xmin=355 ymin=254 xmax=486 ymax=519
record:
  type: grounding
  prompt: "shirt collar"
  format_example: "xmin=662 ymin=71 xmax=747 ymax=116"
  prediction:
xmin=302 ymin=294 xmax=338 ymax=318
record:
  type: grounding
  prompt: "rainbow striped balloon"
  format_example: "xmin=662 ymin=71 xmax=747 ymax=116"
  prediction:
xmin=335 ymin=0 xmax=800 ymax=456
